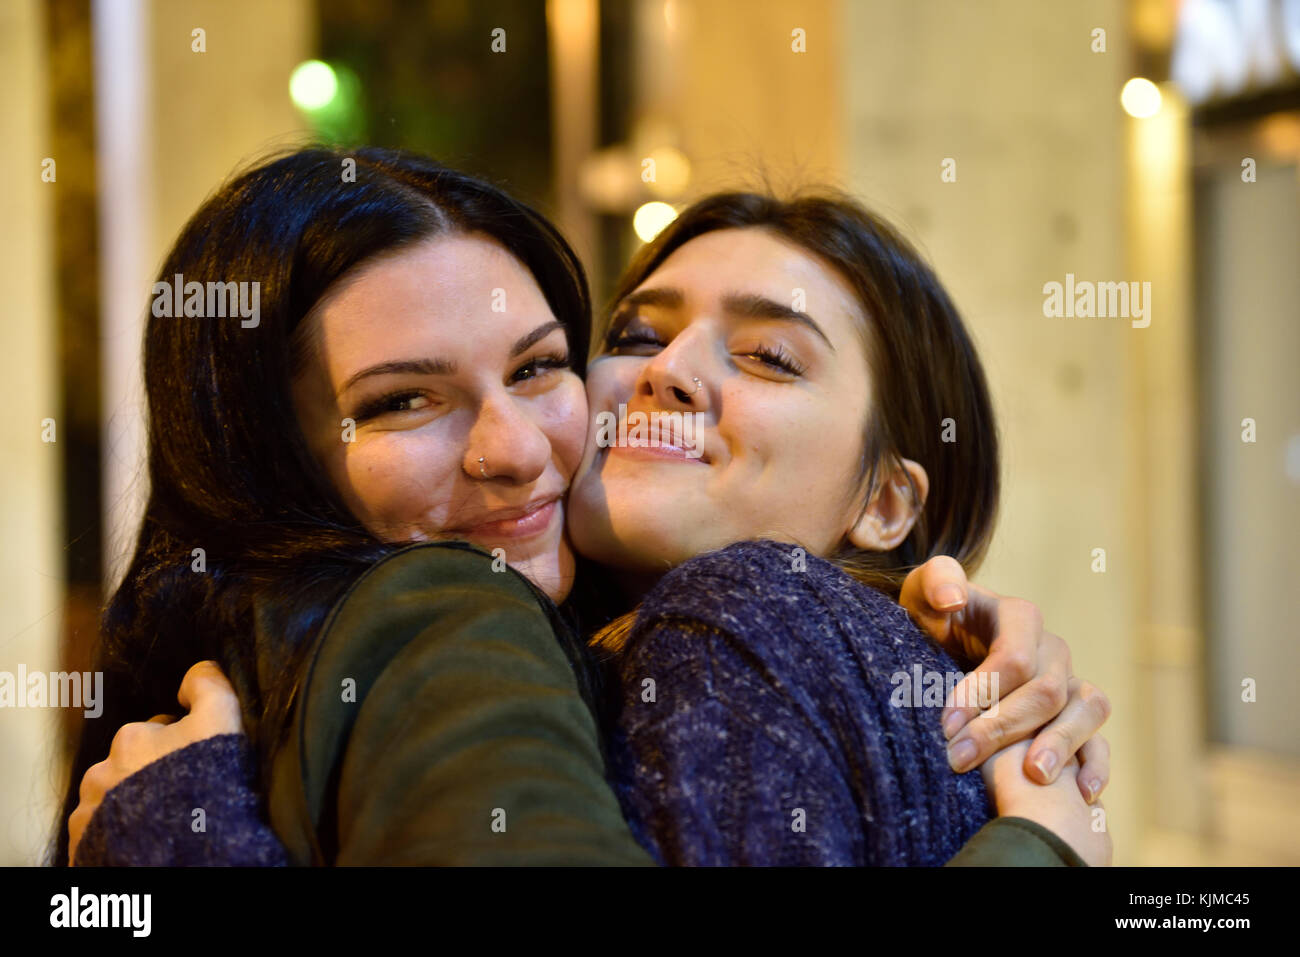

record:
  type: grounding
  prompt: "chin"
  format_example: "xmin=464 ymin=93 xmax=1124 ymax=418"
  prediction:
xmin=571 ymin=508 xmax=700 ymax=578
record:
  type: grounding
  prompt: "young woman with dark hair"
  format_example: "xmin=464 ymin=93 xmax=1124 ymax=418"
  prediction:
xmin=57 ymin=145 xmax=653 ymax=866
xmin=572 ymin=192 xmax=1107 ymax=864
xmin=61 ymin=150 xmax=1111 ymax=866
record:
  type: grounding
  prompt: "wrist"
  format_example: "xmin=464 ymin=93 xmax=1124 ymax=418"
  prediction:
xmin=997 ymin=800 xmax=1100 ymax=866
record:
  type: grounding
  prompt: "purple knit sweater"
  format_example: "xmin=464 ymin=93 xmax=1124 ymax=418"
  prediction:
xmin=604 ymin=540 xmax=992 ymax=865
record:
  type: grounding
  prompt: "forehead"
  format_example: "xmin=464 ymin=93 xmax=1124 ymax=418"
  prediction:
xmin=308 ymin=233 xmax=555 ymax=367
xmin=638 ymin=227 xmax=863 ymax=327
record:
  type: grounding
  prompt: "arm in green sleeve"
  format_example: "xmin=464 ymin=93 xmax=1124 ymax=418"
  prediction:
xmin=945 ymin=816 xmax=1088 ymax=866
xmin=267 ymin=542 xmax=654 ymax=866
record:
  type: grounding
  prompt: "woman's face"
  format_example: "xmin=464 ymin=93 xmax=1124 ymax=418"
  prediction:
xmin=568 ymin=226 xmax=884 ymax=579
xmin=291 ymin=232 xmax=587 ymax=602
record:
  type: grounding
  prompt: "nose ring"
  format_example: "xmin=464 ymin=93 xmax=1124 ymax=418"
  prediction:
xmin=478 ymin=456 xmax=489 ymax=478
xmin=688 ymin=377 xmax=703 ymax=395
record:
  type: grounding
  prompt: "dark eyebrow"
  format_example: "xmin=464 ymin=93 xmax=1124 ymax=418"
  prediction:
xmin=510 ymin=319 xmax=565 ymax=358
xmin=613 ymin=287 xmax=685 ymax=316
xmin=337 ymin=320 xmax=565 ymax=397
xmin=339 ymin=357 xmax=458 ymax=396
xmin=721 ymin=293 xmax=835 ymax=351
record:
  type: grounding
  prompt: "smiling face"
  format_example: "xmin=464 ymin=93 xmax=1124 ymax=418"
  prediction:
xmin=568 ymin=226 xmax=924 ymax=583
xmin=291 ymin=232 xmax=587 ymax=601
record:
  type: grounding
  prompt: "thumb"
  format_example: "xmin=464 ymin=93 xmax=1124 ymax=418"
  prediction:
xmin=176 ymin=660 xmax=240 ymax=726
xmin=900 ymin=555 xmax=968 ymax=646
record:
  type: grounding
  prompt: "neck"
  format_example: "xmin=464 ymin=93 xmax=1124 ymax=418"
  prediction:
xmin=606 ymin=565 xmax=665 ymax=604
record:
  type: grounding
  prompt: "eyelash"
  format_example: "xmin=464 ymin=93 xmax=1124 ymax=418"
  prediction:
xmin=353 ymin=390 xmax=426 ymax=422
xmin=606 ymin=326 xmax=806 ymax=377
xmin=747 ymin=344 xmax=806 ymax=376
xmin=606 ymin=327 xmax=664 ymax=351
xmin=352 ymin=352 xmax=571 ymax=422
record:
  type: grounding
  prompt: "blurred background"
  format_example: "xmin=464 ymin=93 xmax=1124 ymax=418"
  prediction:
xmin=2 ymin=0 xmax=1297 ymax=866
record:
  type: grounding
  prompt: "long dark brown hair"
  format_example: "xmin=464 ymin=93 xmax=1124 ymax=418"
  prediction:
xmin=54 ymin=146 xmax=595 ymax=864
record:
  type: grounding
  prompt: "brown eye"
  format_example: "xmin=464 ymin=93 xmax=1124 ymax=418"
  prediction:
xmin=511 ymin=353 xmax=570 ymax=383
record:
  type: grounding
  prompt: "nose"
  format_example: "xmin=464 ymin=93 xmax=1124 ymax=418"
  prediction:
xmin=635 ymin=330 xmax=712 ymax=413
xmin=464 ymin=391 xmax=551 ymax=485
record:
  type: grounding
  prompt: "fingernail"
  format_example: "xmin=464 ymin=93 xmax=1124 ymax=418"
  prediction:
xmin=934 ymin=584 xmax=964 ymax=609
xmin=942 ymin=710 xmax=964 ymax=739
xmin=1033 ymin=751 xmax=1058 ymax=779
xmin=1083 ymin=778 xmax=1099 ymax=802
xmin=948 ymin=737 xmax=977 ymax=772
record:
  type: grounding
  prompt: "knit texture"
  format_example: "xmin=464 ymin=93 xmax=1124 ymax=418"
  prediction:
xmin=607 ymin=539 xmax=993 ymax=865
xmin=75 ymin=734 xmax=287 ymax=867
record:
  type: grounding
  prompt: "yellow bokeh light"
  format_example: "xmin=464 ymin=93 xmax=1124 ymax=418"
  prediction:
xmin=646 ymin=146 xmax=691 ymax=198
xmin=290 ymin=60 xmax=339 ymax=111
xmin=633 ymin=201 xmax=678 ymax=243
xmin=1121 ymin=77 xmax=1162 ymax=119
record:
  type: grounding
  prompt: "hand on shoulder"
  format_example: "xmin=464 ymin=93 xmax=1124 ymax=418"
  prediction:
xmin=68 ymin=661 xmax=243 ymax=865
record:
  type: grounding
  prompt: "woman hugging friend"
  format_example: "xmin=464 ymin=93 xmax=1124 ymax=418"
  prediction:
xmin=60 ymin=147 xmax=1111 ymax=868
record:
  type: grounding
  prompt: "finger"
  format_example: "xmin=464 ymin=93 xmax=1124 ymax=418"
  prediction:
xmin=177 ymin=660 xmax=244 ymax=738
xmin=899 ymin=559 xmax=965 ymax=650
xmin=1076 ymin=733 xmax=1111 ymax=803
xmin=938 ymin=590 xmax=1033 ymax=733
xmin=1024 ymin=678 xmax=1111 ymax=785
xmin=918 ymin=555 xmax=969 ymax=612
xmin=945 ymin=602 xmax=1052 ymax=736
xmin=78 ymin=759 xmax=110 ymax=804
xmin=946 ymin=662 xmax=1069 ymax=774
xmin=109 ymin=721 xmax=159 ymax=759
xmin=177 ymin=660 xmax=238 ymax=714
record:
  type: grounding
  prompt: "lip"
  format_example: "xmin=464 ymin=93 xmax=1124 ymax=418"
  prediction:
xmin=604 ymin=411 xmax=711 ymax=465
xmin=446 ymin=496 xmax=562 ymax=541
xmin=608 ymin=443 xmax=708 ymax=465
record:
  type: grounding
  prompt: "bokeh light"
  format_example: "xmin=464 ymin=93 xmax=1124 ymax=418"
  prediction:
xmin=290 ymin=60 xmax=339 ymax=111
xmin=1121 ymin=77 xmax=1162 ymax=118
xmin=633 ymin=201 xmax=678 ymax=242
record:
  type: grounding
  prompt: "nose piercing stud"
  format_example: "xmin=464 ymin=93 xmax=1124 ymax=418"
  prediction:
xmin=478 ymin=456 xmax=489 ymax=478
xmin=689 ymin=377 xmax=703 ymax=395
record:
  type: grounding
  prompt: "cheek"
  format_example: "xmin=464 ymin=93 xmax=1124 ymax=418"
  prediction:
xmin=537 ymin=374 xmax=589 ymax=478
xmin=585 ymin=360 xmax=638 ymax=414
xmin=723 ymin=385 xmax=862 ymax=498
xmin=574 ymin=362 xmax=632 ymax=469
xmin=338 ymin=433 xmax=462 ymax=535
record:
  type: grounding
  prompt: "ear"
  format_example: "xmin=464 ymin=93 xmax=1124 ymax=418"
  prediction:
xmin=847 ymin=457 xmax=930 ymax=552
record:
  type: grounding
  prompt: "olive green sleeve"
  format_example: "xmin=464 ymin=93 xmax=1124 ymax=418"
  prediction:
xmin=267 ymin=542 xmax=654 ymax=866
xmin=945 ymin=816 xmax=1088 ymax=867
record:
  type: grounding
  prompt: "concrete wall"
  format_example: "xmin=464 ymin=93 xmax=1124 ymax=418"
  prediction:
xmin=0 ymin=0 xmax=64 ymax=865
xmin=838 ymin=0 xmax=1140 ymax=862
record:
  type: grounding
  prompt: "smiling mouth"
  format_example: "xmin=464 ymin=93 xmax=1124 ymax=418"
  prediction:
xmin=446 ymin=497 xmax=562 ymax=540
xmin=596 ymin=409 xmax=712 ymax=465
xmin=607 ymin=443 xmax=708 ymax=465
